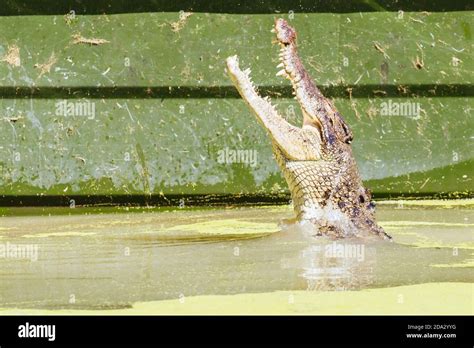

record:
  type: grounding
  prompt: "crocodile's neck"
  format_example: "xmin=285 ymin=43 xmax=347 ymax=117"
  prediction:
xmin=273 ymin=143 xmax=377 ymax=238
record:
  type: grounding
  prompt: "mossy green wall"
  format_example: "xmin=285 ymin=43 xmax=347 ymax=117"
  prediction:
xmin=0 ymin=10 xmax=472 ymax=202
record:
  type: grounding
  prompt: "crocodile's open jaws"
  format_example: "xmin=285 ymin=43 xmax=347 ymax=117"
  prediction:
xmin=226 ymin=19 xmax=391 ymax=240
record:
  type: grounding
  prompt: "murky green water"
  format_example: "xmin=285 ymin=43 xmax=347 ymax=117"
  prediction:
xmin=0 ymin=201 xmax=472 ymax=312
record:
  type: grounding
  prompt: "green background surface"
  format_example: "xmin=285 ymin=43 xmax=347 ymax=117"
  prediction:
xmin=0 ymin=8 xmax=472 ymax=203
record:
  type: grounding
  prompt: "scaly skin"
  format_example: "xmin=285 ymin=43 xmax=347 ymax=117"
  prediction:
xmin=226 ymin=19 xmax=391 ymax=240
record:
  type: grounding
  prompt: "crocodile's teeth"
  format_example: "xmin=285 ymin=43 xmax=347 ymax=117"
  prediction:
xmin=243 ymin=68 xmax=251 ymax=75
xmin=277 ymin=63 xmax=284 ymax=68
xmin=270 ymin=28 xmax=276 ymax=33
xmin=276 ymin=69 xmax=286 ymax=77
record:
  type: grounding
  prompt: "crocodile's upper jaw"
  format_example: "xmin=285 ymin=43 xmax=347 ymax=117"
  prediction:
xmin=226 ymin=19 xmax=391 ymax=240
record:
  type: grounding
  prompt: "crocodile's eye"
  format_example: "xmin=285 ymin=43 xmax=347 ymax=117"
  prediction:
xmin=368 ymin=201 xmax=376 ymax=210
xmin=359 ymin=195 xmax=365 ymax=204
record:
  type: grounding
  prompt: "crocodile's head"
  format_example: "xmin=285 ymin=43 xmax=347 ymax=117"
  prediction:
xmin=226 ymin=19 xmax=390 ymax=240
xmin=274 ymin=18 xmax=354 ymax=151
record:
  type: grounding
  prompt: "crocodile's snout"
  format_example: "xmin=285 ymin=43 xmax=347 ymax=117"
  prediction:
xmin=274 ymin=18 xmax=297 ymax=45
xmin=275 ymin=20 xmax=354 ymax=148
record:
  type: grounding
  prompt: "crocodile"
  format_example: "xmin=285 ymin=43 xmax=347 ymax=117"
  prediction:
xmin=226 ymin=19 xmax=391 ymax=240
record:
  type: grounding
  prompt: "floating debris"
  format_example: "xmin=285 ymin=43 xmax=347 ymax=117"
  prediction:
xmin=366 ymin=105 xmax=378 ymax=119
xmin=72 ymin=33 xmax=110 ymax=45
xmin=346 ymin=87 xmax=353 ymax=99
xmin=451 ymin=56 xmax=462 ymax=66
xmin=413 ymin=55 xmax=424 ymax=70
xmin=170 ymin=12 xmax=193 ymax=32
xmin=398 ymin=85 xmax=409 ymax=94
xmin=64 ymin=11 xmax=78 ymax=26
xmin=419 ymin=177 xmax=431 ymax=189
xmin=373 ymin=90 xmax=387 ymax=96
xmin=34 ymin=52 xmax=57 ymax=78
xmin=409 ymin=16 xmax=425 ymax=24
xmin=1 ymin=44 xmax=21 ymax=67
xmin=373 ymin=42 xmax=390 ymax=59
xmin=73 ymin=155 xmax=86 ymax=164
xmin=3 ymin=115 xmax=23 ymax=123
